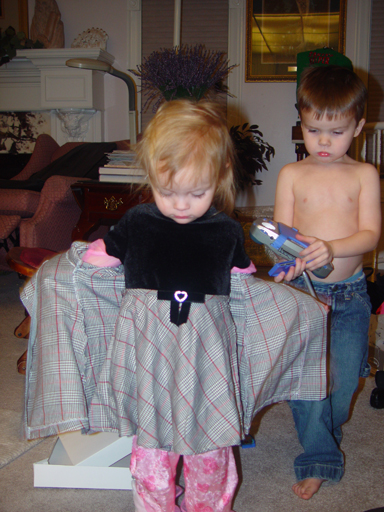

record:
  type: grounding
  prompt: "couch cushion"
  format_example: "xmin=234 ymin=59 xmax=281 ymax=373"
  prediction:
xmin=12 ymin=134 xmax=60 ymax=181
xmin=32 ymin=142 xmax=117 ymax=182
xmin=0 ymin=142 xmax=117 ymax=192
xmin=0 ymin=189 xmax=40 ymax=217
xmin=50 ymin=141 xmax=84 ymax=162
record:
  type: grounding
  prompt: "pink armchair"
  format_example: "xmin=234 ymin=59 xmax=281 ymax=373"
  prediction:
xmin=0 ymin=135 xmax=84 ymax=270
xmin=1 ymin=135 xmax=62 ymax=219
xmin=0 ymin=134 xmax=129 ymax=271
xmin=18 ymin=174 xmax=83 ymax=250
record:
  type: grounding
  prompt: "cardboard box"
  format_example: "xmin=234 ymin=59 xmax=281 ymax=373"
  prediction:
xmin=34 ymin=431 xmax=133 ymax=490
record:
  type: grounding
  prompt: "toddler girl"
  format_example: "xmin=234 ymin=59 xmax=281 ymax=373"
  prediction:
xmin=84 ymin=99 xmax=254 ymax=512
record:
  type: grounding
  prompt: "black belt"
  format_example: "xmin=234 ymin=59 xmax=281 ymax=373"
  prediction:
xmin=157 ymin=290 xmax=205 ymax=326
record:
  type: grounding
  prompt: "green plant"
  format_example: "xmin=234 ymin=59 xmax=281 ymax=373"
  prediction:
xmin=0 ymin=26 xmax=43 ymax=67
xmin=230 ymin=123 xmax=275 ymax=190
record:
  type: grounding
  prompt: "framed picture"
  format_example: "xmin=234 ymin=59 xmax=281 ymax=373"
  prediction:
xmin=246 ymin=0 xmax=347 ymax=82
xmin=0 ymin=0 xmax=4 ymax=19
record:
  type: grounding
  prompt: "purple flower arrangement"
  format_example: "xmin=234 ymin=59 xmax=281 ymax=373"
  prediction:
xmin=130 ymin=44 xmax=236 ymax=112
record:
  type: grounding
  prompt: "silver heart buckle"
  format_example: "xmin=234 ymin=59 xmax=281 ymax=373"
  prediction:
xmin=174 ymin=290 xmax=188 ymax=303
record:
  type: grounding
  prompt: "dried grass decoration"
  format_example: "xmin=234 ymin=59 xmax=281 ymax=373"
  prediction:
xmin=130 ymin=44 xmax=236 ymax=112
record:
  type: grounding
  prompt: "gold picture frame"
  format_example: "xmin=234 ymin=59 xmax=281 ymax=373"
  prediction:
xmin=246 ymin=0 xmax=347 ymax=82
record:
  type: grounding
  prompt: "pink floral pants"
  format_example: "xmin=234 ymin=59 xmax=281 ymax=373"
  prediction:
xmin=130 ymin=437 xmax=238 ymax=512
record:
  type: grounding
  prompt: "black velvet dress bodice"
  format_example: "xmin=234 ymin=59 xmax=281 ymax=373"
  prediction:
xmin=104 ymin=203 xmax=250 ymax=296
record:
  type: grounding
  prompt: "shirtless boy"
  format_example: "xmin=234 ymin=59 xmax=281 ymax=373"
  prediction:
xmin=274 ymin=65 xmax=381 ymax=500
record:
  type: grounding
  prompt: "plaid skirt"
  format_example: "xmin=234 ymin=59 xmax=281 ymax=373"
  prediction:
xmin=230 ymin=273 xmax=327 ymax=434
xmin=89 ymin=289 xmax=242 ymax=455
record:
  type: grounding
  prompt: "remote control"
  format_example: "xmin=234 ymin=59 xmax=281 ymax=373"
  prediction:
xmin=249 ymin=218 xmax=333 ymax=279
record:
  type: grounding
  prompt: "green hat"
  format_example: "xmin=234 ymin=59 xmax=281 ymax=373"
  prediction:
xmin=296 ymin=47 xmax=353 ymax=88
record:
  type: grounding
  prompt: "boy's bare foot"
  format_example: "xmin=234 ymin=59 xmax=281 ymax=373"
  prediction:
xmin=292 ymin=478 xmax=325 ymax=500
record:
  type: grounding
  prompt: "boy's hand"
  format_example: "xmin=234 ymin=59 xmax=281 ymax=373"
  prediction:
xmin=273 ymin=233 xmax=334 ymax=283
xmin=274 ymin=257 xmax=306 ymax=283
xmin=296 ymin=234 xmax=334 ymax=271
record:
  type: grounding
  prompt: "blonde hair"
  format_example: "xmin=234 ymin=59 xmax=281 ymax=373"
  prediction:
xmin=297 ymin=65 xmax=367 ymax=123
xmin=135 ymin=99 xmax=236 ymax=214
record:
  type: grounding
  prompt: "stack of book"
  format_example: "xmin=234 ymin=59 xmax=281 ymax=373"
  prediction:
xmin=98 ymin=150 xmax=147 ymax=183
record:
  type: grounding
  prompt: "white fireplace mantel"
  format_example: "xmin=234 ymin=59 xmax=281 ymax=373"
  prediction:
xmin=0 ymin=48 xmax=115 ymax=143
xmin=0 ymin=48 xmax=114 ymax=112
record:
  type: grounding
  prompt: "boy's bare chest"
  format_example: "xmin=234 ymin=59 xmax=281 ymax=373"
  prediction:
xmin=293 ymin=167 xmax=360 ymax=212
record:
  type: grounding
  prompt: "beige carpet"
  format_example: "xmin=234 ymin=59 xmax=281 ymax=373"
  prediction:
xmin=0 ymin=409 xmax=43 ymax=469
xmin=0 ymin=271 xmax=45 ymax=471
xmin=1 ymin=270 xmax=384 ymax=512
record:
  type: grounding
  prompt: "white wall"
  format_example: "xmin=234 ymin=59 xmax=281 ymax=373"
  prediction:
xmin=237 ymin=81 xmax=298 ymax=207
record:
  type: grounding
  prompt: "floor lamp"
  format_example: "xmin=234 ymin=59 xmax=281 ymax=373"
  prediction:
xmin=66 ymin=58 xmax=138 ymax=145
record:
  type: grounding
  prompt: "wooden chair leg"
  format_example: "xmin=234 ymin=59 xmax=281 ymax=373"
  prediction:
xmin=17 ymin=350 xmax=27 ymax=375
xmin=14 ymin=312 xmax=30 ymax=375
xmin=14 ymin=314 xmax=31 ymax=339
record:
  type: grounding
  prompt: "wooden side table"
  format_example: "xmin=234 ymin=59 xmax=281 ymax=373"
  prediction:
xmin=70 ymin=180 xmax=152 ymax=241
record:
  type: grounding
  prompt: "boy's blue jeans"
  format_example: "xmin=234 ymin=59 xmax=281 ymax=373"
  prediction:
xmin=289 ymin=272 xmax=371 ymax=482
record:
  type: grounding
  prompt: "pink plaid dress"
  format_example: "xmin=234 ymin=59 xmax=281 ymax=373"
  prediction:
xmin=89 ymin=288 xmax=242 ymax=455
